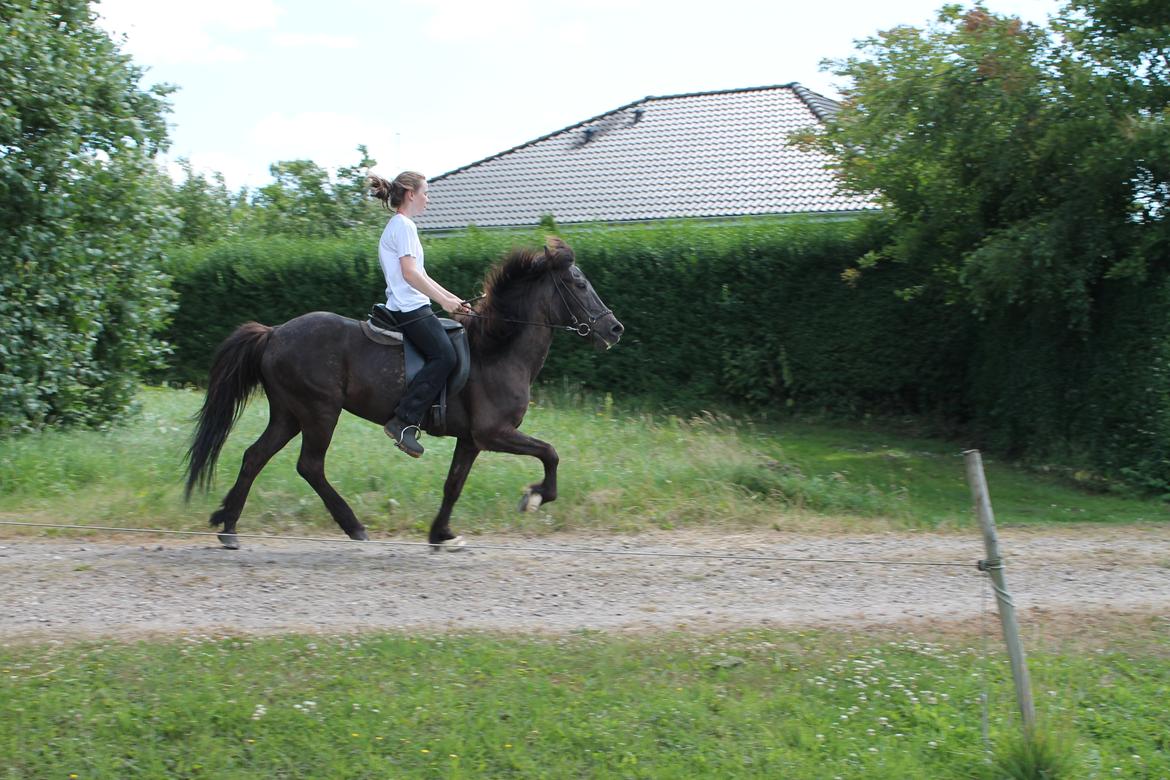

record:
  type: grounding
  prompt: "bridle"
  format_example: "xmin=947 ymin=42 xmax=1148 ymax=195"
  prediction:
xmin=460 ymin=271 xmax=613 ymax=338
xmin=551 ymin=271 xmax=615 ymax=337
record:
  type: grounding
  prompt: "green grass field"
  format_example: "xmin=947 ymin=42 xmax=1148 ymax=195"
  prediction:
xmin=2 ymin=388 xmax=1167 ymax=779
xmin=2 ymin=624 xmax=1167 ymax=779
xmin=0 ymin=386 xmax=1161 ymax=540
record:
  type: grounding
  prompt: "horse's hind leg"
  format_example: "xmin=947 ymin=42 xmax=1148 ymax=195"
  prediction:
xmin=296 ymin=412 xmax=369 ymax=541
xmin=210 ymin=408 xmax=300 ymax=549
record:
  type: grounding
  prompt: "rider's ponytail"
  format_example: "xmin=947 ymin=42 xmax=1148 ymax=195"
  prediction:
xmin=367 ymin=171 xmax=426 ymax=210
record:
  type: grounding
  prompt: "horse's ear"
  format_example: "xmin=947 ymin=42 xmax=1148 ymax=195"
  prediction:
xmin=543 ymin=236 xmax=573 ymax=267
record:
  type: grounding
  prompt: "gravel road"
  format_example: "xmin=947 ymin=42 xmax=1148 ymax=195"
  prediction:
xmin=2 ymin=525 xmax=1168 ymax=643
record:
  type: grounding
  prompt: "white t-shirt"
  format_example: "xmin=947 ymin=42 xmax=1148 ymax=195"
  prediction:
xmin=378 ymin=214 xmax=430 ymax=311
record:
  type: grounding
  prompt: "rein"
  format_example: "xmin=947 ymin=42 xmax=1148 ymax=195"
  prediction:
xmin=460 ymin=275 xmax=612 ymax=338
xmin=460 ymin=311 xmax=588 ymax=336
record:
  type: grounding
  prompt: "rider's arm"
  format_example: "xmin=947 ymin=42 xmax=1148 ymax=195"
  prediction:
xmin=399 ymin=255 xmax=469 ymax=315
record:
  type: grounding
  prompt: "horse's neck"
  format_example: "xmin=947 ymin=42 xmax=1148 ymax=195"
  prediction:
xmin=485 ymin=286 xmax=557 ymax=378
xmin=504 ymin=319 xmax=555 ymax=380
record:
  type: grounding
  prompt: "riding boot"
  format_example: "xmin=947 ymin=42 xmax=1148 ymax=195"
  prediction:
xmin=384 ymin=417 xmax=424 ymax=458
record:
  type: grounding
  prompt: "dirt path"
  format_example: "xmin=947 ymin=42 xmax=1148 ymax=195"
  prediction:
xmin=2 ymin=525 xmax=1168 ymax=643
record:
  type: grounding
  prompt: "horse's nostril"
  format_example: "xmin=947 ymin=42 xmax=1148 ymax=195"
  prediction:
xmin=612 ymin=322 xmax=624 ymax=336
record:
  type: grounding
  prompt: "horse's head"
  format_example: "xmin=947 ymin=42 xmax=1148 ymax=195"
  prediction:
xmin=543 ymin=238 xmax=624 ymax=349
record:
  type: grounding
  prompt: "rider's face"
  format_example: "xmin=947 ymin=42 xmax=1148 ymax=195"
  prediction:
xmin=403 ymin=180 xmax=429 ymax=217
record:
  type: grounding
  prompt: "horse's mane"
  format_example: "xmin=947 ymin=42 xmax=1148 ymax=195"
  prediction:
xmin=464 ymin=238 xmax=574 ymax=354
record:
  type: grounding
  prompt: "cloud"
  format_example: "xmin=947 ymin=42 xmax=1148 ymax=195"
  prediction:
xmin=412 ymin=0 xmax=569 ymax=43
xmin=157 ymin=144 xmax=280 ymax=197
xmin=270 ymin=32 xmax=360 ymax=50
xmin=96 ymin=0 xmax=283 ymax=65
xmin=247 ymin=110 xmax=397 ymax=173
xmin=161 ymin=111 xmax=397 ymax=191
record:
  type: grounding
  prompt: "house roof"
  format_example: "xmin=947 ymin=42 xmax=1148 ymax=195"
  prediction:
xmin=415 ymin=83 xmax=876 ymax=231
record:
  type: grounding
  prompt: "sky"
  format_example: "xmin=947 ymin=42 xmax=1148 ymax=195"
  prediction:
xmin=95 ymin=0 xmax=1063 ymax=192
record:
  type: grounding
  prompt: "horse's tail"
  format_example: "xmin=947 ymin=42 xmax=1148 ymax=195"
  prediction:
xmin=184 ymin=322 xmax=273 ymax=503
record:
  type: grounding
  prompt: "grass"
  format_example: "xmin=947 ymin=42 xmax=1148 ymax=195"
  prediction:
xmin=2 ymin=623 xmax=1167 ymax=779
xmin=2 ymin=389 xmax=1167 ymax=778
xmin=0 ymin=386 xmax=1162 ymax=541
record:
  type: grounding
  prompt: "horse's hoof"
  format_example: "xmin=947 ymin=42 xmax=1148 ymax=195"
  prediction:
xmin=217 ymin=532 xmax=240 ymax=550
xmin=351 ymin=529 xmax=370 ymax=541
xmin=430 ymin=535 xmax=467 ymax=553
xmin=519 ymin=489 xmax=543 ymax=513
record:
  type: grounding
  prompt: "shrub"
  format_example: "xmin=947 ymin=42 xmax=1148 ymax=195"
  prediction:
xmin=0 ymin=0 xmax=175 ymax=434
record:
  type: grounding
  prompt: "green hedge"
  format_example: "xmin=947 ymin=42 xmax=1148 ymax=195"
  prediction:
xmin=968 ymin=278 xmax=1170 ymax=495
xmin=162 ymin=218 xmax=1170 ymax=495
xmin=163 ymin=229 xmax=526 ymax=382
xmin=535 ymin=219 xmax=969 ymax=417
xmin=163 ymin=218 xmax=965 ymax=414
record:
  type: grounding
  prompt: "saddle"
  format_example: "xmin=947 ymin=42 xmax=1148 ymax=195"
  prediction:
xmin=363 ymin=304 xmax=471 ymax=433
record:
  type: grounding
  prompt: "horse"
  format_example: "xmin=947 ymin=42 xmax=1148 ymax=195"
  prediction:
xmin=183 ymin=238 xmax=623 ymax=550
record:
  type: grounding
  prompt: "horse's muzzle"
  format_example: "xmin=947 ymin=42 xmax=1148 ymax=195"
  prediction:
xmin=595 ymin=315 xmax=624 ymax=350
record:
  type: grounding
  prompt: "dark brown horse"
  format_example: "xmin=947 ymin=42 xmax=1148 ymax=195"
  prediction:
xmin=184 ymin=238 xmax=623 ymax=549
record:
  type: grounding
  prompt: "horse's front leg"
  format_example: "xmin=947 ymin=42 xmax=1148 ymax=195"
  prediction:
xmin=474 ymin=427 xmax=558 ymax=513
xmin=430 ymin=437 xmax=480 ymax=548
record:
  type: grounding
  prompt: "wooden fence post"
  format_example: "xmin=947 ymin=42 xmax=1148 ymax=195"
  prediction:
xmin=963 ymin=449 xmax=1037 ymax=735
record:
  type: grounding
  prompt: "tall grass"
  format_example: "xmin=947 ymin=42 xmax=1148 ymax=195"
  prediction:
xmin=991 ymin=728 xmax=1080 ymax=780
xmin=0 ymin=386 xmax=1161 ymax=539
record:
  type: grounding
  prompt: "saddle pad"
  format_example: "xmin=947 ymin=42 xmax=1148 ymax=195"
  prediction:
xmin=360 ymin=320 xmax=404 ymax=345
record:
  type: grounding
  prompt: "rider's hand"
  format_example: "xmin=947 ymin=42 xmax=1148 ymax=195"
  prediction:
xmin=442 ymin=295 xmax=471 ymax=316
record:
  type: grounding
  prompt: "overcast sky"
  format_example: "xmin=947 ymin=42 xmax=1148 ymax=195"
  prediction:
xmin=95 ymin=0 xmax=1063 ymax=191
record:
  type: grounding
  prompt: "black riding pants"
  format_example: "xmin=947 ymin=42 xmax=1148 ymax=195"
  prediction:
xmin=392 ymin=304 xmax=457 ymax=426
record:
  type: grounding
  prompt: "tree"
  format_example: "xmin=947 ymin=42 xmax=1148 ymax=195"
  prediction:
xmin=248 ymin=146 xmax=382 ymax=237
xmin=168 ymin=158 xmax=235 ymax=244
xmin=0 ymin=0 xmax=176 ymax=433
xmin=1059 ymin=0 xmax=1170 ymax=268
xmin=799 ymin=1 xmax=1169 ymax=328
xmin=797 ymin=1 xmax=1170 ymax=491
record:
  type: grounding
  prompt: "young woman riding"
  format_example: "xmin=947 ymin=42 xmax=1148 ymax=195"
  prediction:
xmin=367 ymin=171 xmax=471 ymax=457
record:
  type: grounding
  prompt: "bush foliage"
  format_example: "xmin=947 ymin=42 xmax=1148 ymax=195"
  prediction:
xmin=0 ymin=0 xmax=176 ymax=434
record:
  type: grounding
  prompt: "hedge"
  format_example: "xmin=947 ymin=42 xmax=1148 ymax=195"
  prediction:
xmin=163 ymin=219 xmax=964 ymax=410
xmin=162 ymin=218 xmax=1170 ymax=495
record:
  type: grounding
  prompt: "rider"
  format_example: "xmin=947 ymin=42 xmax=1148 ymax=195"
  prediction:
xmin=368 ymin=171 xmax=471 ymax=458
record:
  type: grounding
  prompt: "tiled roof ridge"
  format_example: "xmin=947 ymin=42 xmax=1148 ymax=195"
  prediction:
xmin=429 ymin=95 xmax=653 ymax=183
xmin=789 ymin=84 xmax=840 ymax=122
xmin=429 ymin=83 xmax=826 ymax=182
